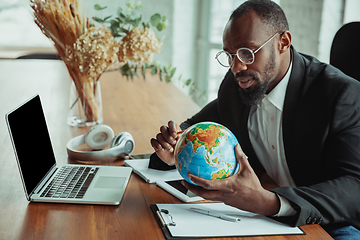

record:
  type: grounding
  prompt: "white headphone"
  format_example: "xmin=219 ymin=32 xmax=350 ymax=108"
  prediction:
xmin=66 ymin=124 xmax=135 ymax=161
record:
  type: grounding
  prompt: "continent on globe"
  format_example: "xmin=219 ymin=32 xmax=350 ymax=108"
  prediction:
xmin=186 ymin=124 xmax=223 ymax=155
xmin=174 ymin=122 xmax=239 ymax=186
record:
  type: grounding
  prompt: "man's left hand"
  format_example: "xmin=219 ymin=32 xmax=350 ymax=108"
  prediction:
xmin=182 ymin=144 xmax=280 ymax=216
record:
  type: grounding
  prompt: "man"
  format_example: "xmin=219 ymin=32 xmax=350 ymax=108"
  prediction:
xmin=150 ymin=0 xmax=360 ymax=238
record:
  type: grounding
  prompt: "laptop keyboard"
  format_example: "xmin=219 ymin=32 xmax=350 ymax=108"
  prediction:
xmin=40 ymin=166 xmax=99 ymax=199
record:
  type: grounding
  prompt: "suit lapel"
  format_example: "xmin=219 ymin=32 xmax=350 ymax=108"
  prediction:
xmin=223 ymin=49 xmax=308 ymax=177
xmin=240 ymin=47 xmax=308 ymax=181
xmin=282 ymin=47 xmax=307 ymax=184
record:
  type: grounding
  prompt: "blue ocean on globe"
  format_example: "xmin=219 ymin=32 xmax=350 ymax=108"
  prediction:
xmin=174 ymin=122 xmax=239 ymax=186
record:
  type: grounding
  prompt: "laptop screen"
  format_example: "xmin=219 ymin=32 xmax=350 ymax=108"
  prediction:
xmin=6 ymin=95 xmax=56 ymax=196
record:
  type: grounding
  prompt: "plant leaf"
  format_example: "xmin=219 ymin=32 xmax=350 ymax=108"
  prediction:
xmin=126 ymin=3 xmax=134 ymax=9
xmin=94 ymin=4 xmax=107 ymax=11
xmin=151 ymin=66 xmax=157 ymax=75
xmin=93 ymin=16 xmax=105 ymax=23
xmin=159 ymin=69 xmax=163 ymax=81
xmin=142 ymin=63 xmax=146 ymax=80
xmin=119 ymin=27 xmax=129 ymax=34
xmin=150 ymin=13 xmax=161 ymax=27
xmin=170 ymin=67 xmax=176 ymax=77
xmin=134 ymin=16 xmax=142 ymax=27
xmin=103 ymin=15 xmax=112 ymax=22
xmin=156 ymin=23 xmax=164 ymax=31
xmin=118 ymin=13 xmax=126 ymax=22
xmin=110 ymin=19 xmax=119 ymax=27
xmin=165 ymin=75 xmax=171 ymax=82
xmin=162 ymin=66 xmax=167 ymax=73
xmin=117 ymin=7 xmax=123 ymax=16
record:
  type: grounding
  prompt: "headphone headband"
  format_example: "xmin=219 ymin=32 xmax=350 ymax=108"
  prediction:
xmin=66 ymin=125 xmax=135 ymax=161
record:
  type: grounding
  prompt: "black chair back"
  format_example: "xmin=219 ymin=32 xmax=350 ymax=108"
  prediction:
xmin=330 ymin=22 xmax=360 ymax=81
xmin=16 ymin=53 xmax=60 ymax=60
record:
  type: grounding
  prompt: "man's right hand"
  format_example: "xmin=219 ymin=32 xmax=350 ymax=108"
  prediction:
xmin=150 ymin=120 xmax=181 ymax=165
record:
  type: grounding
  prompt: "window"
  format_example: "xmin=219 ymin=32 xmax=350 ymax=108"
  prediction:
xmin=207 ymin=1 xmax=246 ymax=102
xmin=194 ymin=0 xmax=245 ymax=106
xmin=199 ymin=0 xmax=285 ymax=105
xmin=3 ymin=0 xmax=360 ymax=105
xmin=0 ymin=0 xmax=53 ymax=48
xmin=318 ymin=0 xmax=360 ymax=63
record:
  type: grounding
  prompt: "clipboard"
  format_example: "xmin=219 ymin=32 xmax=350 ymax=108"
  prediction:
xmin=151 ymin=205 xmax=189 ymax=240
xmin=150 ymin=203 xmax=305 ymax=239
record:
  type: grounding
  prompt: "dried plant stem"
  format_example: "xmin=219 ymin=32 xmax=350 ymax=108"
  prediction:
xmin=31 ymin=0 xmax=171 ymax=123
xmin=31 ymin=0 xmax=101 ymax=123
xmin=66 ymin=65 xmax=100 ymax=121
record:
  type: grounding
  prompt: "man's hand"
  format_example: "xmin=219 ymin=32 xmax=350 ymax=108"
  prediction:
xmin=150 ymin=120 xmax=181 ymax=165
xmin=182 ymin=144 xmax=280 ymax=216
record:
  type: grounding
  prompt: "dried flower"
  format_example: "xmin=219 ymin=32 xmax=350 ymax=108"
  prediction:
xmin=31 ymin=0 xmax=197 ymax=123
xmin=65 ymin=25 xmax=119 ymax=80
xmin=31 ymin=0 xmax=85 ymax=55
xmin=118 ymin=27 xmax=162 ymax=64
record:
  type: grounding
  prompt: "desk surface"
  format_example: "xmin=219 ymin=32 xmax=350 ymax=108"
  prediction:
xmin=0 ymin=60 xmax=332 ymax=240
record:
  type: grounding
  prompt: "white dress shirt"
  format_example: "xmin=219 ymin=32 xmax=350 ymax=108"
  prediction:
xmin=247 ymin=61 xmax=297 ymax=216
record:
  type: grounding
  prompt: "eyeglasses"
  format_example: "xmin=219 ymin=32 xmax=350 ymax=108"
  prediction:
xmin=215 ymin=32 xmax=280 ymax=68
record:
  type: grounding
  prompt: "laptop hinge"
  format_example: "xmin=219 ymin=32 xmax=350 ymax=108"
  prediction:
xmin=32 ymin=164 xmax=58 ymax=195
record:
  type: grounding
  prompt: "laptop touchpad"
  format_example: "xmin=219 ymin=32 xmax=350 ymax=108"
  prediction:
xmin=94 ymin=177 xmax=126 ymax=189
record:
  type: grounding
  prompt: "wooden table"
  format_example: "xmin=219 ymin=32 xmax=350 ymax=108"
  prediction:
xmin=0 ymin=60 xmax=333 ymax=240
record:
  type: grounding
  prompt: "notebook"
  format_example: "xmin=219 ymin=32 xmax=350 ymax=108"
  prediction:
xmin=5 ymin=94 xmax=132 ymax=205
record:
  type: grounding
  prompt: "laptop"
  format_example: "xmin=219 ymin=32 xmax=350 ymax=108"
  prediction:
xmin=5 ymin=94 xmax=132 ymax=205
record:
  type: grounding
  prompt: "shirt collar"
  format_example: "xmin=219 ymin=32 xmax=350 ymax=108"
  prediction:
xmin=264 ymin=60 xmax=293 ymax=111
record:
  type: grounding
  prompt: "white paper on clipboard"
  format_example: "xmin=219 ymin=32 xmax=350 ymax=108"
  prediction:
xmin=155 ymin=202 xmax=304 ymax=238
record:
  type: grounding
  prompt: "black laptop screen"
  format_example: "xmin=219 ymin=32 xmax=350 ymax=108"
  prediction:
xmin=6 ymin=95 xmax=56 ymax=196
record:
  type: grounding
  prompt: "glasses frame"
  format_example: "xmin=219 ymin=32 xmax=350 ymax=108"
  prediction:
xmin=215 ymin=32 xmax=280 ymax=67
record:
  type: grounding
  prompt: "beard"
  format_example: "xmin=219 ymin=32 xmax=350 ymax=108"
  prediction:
xmin=238 ymin=75 xmax=271 ymax=105
xmin=238 ymin=47 xmax=276 ymax=105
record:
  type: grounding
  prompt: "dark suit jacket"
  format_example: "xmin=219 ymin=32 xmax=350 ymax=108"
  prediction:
xmin=182 ymin=47 xmax=360 ymax=229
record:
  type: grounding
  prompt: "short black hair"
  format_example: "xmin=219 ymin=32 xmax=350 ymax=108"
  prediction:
xmin=230 ymin=0 xmax=289 ymax=34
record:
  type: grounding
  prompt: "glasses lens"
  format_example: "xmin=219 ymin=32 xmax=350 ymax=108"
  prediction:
xmin=237 ymin=48 xmax=254 ymax=64
xmin=216 ymin=51 xmax=231 ymax=67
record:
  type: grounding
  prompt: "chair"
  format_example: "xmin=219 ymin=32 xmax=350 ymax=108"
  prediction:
xmin=16 ymin=53 xmax=60 ymax=60
xmin=330 ymin=22 xmax=360 ymax=81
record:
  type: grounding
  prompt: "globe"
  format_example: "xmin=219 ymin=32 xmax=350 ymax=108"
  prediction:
xmin=174 ymin=122 xmax=239 ymax=186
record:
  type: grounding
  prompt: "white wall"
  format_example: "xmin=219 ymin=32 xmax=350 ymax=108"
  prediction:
xmin=343 ymin=0 xmax=360 ymax=23
xmin=280 ymin=0 xmax=324 ymax=57
xmin=318 ymin=0 xmax=342 ymax=63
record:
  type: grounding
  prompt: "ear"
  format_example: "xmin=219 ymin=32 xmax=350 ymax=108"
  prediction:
xmin=279 ymin=31 xmax=292 ymax=53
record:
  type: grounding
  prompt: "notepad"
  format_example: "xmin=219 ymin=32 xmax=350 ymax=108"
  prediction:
xmin=151 ymin=202 xmax=304 ymax=239
xmin=124 ymin=159 xmax=182 ymax=183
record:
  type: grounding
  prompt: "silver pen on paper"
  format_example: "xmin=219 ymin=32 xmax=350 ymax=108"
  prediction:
xmin=190 ymin=207 xmax=241 ymax=222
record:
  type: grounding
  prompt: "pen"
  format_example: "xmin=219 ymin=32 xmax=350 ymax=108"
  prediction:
xmin=175 ymin=130 xmax=185 ymax=138
xmin=190 ymin=207 xmax=241 ymax=222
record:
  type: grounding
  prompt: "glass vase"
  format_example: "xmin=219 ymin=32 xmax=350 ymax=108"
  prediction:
xmin=67 ymin=80 xmax=103 ymax=127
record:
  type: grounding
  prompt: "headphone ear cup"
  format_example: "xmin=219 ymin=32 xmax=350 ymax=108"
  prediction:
xmin=110 ymin=132 xmax=135 ymax=155
xmin=110 ymin=132 xmax=125 ymax=148
xmin=84 ymin=124 xmax=114 ymax=150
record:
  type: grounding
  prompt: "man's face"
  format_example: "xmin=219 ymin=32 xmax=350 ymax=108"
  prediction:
xmin=223 ymin=11 xmax=280 ymax=105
